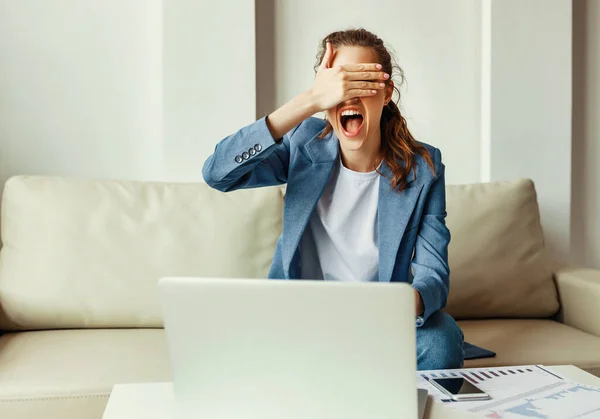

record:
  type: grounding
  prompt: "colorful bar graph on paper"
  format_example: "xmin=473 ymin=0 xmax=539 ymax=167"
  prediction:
xmin=419 ymin=365 xmax=559 ymax=386
xmin=416 ymin=364 xmax=600 ymax=417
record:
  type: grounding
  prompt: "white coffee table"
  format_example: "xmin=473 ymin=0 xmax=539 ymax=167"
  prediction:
xmin=102 ymin=365 xmax=600 ymax=419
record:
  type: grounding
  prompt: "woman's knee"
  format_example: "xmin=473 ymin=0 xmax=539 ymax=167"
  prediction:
xmin=416 ymin=311 xmax=464 ymax=370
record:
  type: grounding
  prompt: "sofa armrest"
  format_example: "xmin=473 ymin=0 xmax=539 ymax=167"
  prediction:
xmin=554 ymin=267 xmax=600 ymax=338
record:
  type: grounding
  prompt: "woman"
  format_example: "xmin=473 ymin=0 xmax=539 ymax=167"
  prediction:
xmin=202 ymin=28 xmax=464 ymax=370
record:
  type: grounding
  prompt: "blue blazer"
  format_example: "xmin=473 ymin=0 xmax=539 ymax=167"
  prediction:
xmin=202 ymin=116 xmax=451 ymax=324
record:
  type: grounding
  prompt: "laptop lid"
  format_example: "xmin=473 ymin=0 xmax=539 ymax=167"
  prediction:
xmin=159 ymin=277 xmax=418 ymax=419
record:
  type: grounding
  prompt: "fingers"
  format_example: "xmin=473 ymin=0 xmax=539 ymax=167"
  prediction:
xmin=345 ymin=89 xmax=379 ymax=99
xmin=344 ymin=70 xmax=389 ymax=81
xmin=319 ymin=42 xmax=333 ymax=71
xmin=342 ymin=63 xmax=383 ymax=72
xmin=347 ymin=81 xmax=387 ymax=91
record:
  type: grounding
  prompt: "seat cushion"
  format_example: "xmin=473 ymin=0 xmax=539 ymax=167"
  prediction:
xmin=0 ymin=176 xmax=284 ymax=330
xmin=459 ymin=319 xmax=600 ymax=377
xmin=445 ymin=179 xmax=559 ymax=319
xmin=0 ymin=329 xmax=170 ymax=419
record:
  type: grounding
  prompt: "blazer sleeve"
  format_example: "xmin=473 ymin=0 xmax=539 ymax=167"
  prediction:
xmin=410 ymin=147 xmax=451 ymax=326
xmin=202 ymin=116 xmax=299 ymax=192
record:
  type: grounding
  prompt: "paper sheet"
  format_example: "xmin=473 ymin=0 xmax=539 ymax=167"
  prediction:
xmin=417 ymin=365 xmax=600 ymax=418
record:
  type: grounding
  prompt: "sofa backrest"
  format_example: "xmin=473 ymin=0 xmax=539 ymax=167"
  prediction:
xmin=0 ymin=176 xmax=283 ymax=330
xmin=0 ymin=175 xmax=559 ymax=330
xmin=444 ymin=179 xmax=559 ymax=319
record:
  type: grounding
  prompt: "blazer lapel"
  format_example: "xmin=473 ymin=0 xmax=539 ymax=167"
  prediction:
xmin=281 ymin=130 xmax=338 ymax=276
xmin=377 ymin=162 xmax=424 ymax=283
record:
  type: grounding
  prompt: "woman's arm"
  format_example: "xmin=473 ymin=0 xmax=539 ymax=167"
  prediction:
xmin=201 ymin=90 xmax=322 ymax=192
xmin=202 ymin=81 xmax=319 ymax=192
xmin=410 ymin=148 xmax=451 ymax=325
xmin=265 ymin=91 xmax=320 ymax=141
xmin=202 ymin=42 xmax=387 ymax=192
xmin=201 ymin=93 xmax=316 ymax=192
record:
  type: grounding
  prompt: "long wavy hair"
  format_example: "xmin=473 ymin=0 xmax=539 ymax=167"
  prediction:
xmin=315 ymin=28 xmax=434 ymax=191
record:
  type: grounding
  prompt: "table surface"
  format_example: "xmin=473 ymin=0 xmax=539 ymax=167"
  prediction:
xmin=102 ymin=365 xmax=600 ymax=419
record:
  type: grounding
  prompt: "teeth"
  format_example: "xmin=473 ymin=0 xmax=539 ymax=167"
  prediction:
xmin=341 ymin=110 xmax=362 ymax=117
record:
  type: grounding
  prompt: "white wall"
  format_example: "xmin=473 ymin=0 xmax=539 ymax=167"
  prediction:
xmin=0 ymin=0 xmax=163 ymax=182
xmin=1 ymin=1 xmax=592 ymax=267
xmin=572 ymin=0 xmax=600 ymax=269
xmin=163 ymin=0 xmax=255 ymax=182
xmin=264 ymin=0 xmax=573 ymax=264
xmin=486 ymin=0 xmax=572 ymax=263
xmin=0 ymin=0 xmax=256 ymax=184
xmin=267 ymin=0 xmax=483 ymax=186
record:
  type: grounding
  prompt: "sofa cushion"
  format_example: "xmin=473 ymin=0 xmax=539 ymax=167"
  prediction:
xmin=460 ymin=319 xmax=600 ymax=377
xmin=0 ymin=329 xmax=170 ymax=419
xmin=0 ymin=176 xmax=284 ymax=330
xmin=445 ymin=179 xmax=559 ymax=319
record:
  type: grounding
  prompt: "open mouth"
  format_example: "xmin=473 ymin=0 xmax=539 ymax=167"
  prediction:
xmin=339 ymin=109 xmax=364 ymax=138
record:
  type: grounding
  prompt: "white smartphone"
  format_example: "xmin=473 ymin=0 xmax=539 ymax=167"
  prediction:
xmin=429 ymin=377 xmax=491 ymax=401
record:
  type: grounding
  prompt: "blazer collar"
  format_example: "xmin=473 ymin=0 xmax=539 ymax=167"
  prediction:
xmin=281 ymin=129 xmax=338 ymax=275
xmin=304 ymin=130 xmax=417 ymax=186
xmin=377 ymin=160 xmax=423 ymax=282
xmin=283 ymin=128 xmax=421 ymax=282
xmin=378 ymin=157 xmax=416 ymax=188
xmin=302 ymin=128 xmax=339 ymax=164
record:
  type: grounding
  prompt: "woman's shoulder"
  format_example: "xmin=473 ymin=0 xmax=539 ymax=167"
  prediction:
xmin=413 ymin=141 xmax=444 ymax=181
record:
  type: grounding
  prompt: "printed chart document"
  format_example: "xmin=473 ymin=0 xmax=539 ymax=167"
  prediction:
xmin=417 ymin=365 xmax=600 ymax=418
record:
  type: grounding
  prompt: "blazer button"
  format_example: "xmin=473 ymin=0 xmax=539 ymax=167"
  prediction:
xmin=235 ymin=155 xmax=243 ymax=163
xmin=242 ymin=151 xmax=250 ymax=160
xmin=254 ymin=144 xmax=262 ymax=152
xmin=249 ymin=148 xmax=257 ymax=156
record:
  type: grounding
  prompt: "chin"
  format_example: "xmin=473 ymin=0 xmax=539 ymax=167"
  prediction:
xmin=336 ymin=134 xmax=368 ymax=152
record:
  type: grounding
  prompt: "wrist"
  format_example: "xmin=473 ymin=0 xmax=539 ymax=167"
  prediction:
xmin=301 ymin=89 xmax=321 ymax=116
xmin=266 ymin=90 xmax=320 ymax=140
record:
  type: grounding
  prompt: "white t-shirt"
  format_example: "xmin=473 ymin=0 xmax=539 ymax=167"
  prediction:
xmin=300 ymin=158 xmax=380 ymax=282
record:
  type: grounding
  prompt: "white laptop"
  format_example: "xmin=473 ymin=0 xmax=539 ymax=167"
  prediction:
xmin=158 ymin=277 xmax=428 ymax=419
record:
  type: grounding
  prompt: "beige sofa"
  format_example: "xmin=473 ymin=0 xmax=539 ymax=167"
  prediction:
xmin=0 ymin=175 xmax=599 ymax=419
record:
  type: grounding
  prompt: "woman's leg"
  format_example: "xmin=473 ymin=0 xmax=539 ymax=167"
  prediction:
xmin=416 ymin=311 xmax=464 ymax=371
